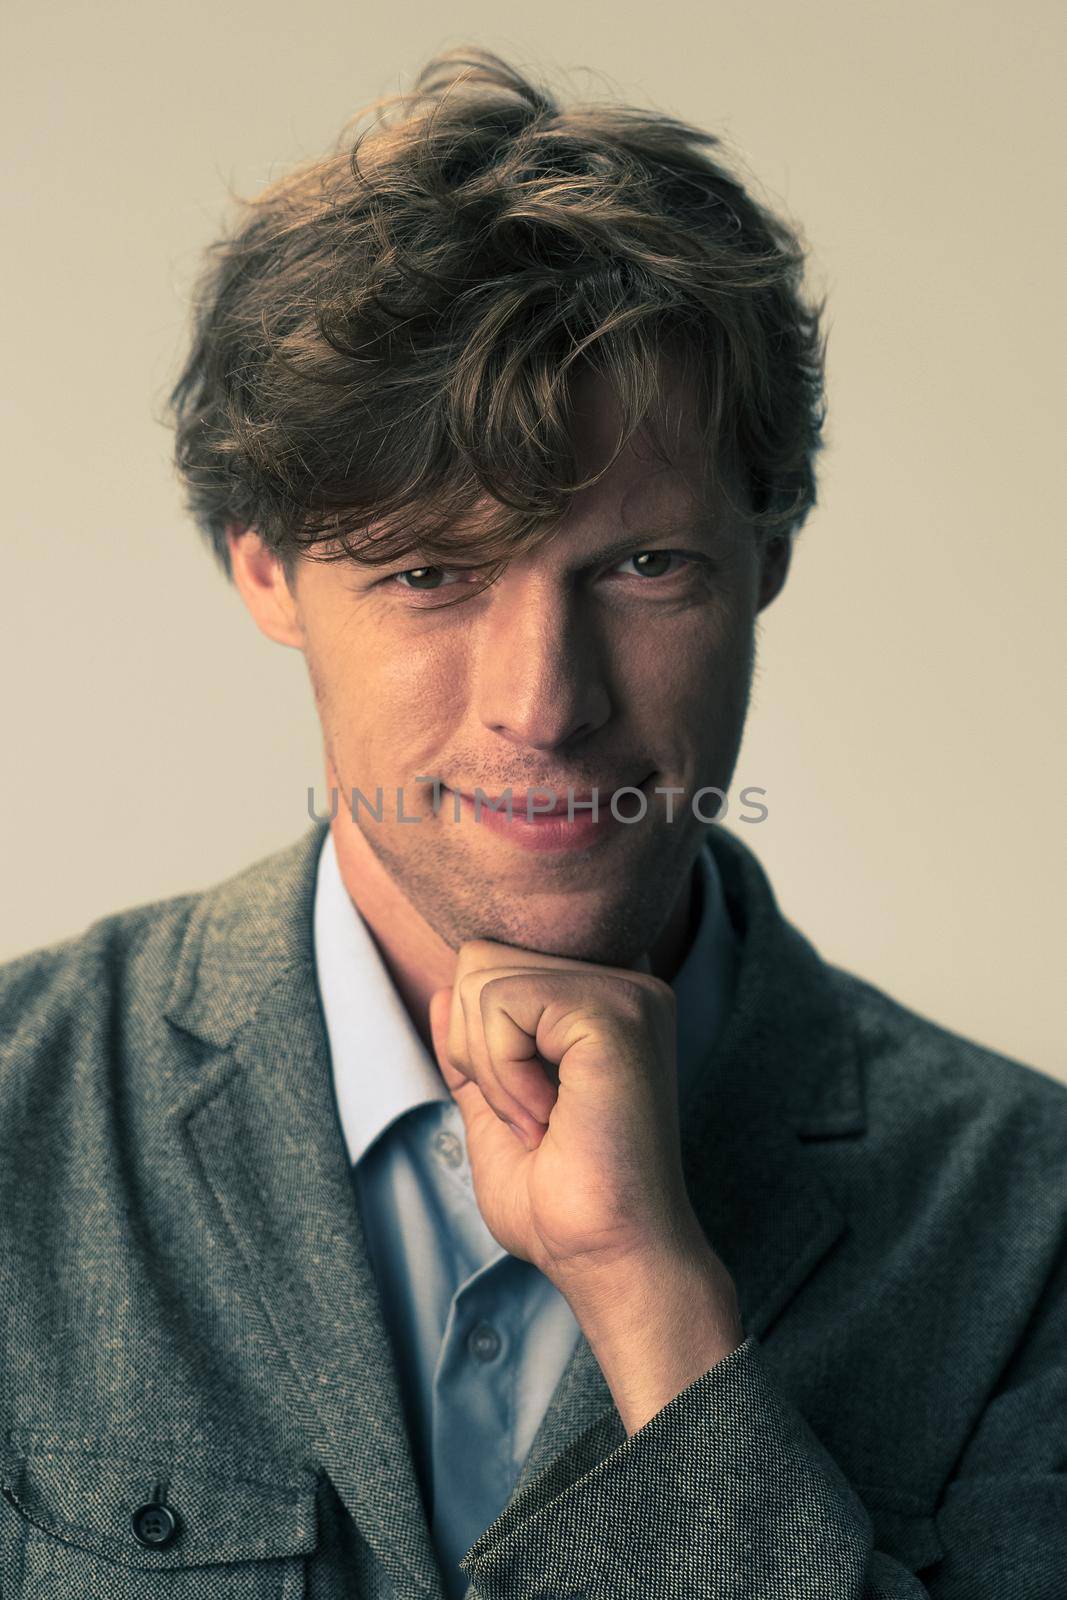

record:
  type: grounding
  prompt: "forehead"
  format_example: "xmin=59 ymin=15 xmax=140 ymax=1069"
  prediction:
xmin=295 ymin=353 xmax=744 ymax=584
xmin=489 ymin=360 xmax=738 ymax=555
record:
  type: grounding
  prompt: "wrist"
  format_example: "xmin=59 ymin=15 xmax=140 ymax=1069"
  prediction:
xmin=553 ymin=1225 xmax=744 ymax=1436
xmin=552 ymin=1216 xmax=741 ymax=1341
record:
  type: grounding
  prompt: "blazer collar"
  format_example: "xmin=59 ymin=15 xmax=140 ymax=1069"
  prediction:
xmin=162 ymin=820 xmax=863 ymax=1599
xmin=161 ymin=818 xmax=863 ymax=1135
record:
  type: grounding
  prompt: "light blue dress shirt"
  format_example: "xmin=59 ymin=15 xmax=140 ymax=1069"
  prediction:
xmin=313 ymin=831 xmax=738 ymax=1599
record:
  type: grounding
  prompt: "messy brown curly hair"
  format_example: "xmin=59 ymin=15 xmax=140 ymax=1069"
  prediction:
xmin=164 ymin=47 xmax=827 ymax=593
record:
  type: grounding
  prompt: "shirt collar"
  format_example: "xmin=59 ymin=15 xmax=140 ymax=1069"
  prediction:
xmin=313 ymin=830 xmax=736 ymax=1169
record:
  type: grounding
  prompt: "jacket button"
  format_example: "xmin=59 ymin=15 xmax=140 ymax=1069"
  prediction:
xmin=130 ymin=1502 xmax=179 ymax=1548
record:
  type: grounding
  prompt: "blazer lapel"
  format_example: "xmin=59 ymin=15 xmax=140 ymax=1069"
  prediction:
xmin=159 ymin=819 xmax=864 ymax=1593
xmin=161 ymin=823 xmax=446 ymax=1600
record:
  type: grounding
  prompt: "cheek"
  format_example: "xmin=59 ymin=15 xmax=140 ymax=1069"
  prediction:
xmin=333 ymin=630 xmax=468 ymax=765
xmin=627 ymin=634 xmax=753 ymax=779
xmin=615 ymin=607 xmax=746 ymax=718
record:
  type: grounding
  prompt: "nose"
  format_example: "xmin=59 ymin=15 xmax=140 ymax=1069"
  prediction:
xmin=472 ymin=576 xmax=611 ymax=751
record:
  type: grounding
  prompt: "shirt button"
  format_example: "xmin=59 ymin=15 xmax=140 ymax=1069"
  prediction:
xmin=433 ymin=1129 xmax=464 ymax=1169
xmin=468 ymin=1322 xmax=502 ymax=1363
xmin=130 ymin=1502 xmax=180 ymax=1549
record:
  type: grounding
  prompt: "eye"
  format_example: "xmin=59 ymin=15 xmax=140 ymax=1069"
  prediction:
xmin=384 ymin=549 xmax=699 ymax=601
xmin=614 ymin=550 xmax=690 ymax=579
xmin=392 ymin=565 xmax=451 ymax=591
xmin=389 ymin=565 xmax=486 ymax=599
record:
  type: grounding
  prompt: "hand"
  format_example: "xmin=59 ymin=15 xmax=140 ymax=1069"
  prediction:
xmin=427 ymin=939 xmax=706 ymax=1291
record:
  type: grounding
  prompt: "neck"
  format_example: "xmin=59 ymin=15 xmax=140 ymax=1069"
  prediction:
xmin=329 ymin=813 xmax=458 ymax=1057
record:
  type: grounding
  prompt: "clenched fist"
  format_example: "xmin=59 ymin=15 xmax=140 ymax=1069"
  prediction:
xmin=427 ymin=938 xmax=707 ymax=1292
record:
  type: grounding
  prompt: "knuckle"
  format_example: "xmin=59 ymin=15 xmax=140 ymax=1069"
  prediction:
xmin=614 ymin=977 xmax=651 ymax=1020
xmin=480 ymin=970 xmax=521 ymax=1001
xmin=457 ymin=971 xmax=482 ymax=1002
xmin=647 ymin=974 xmax=677 ymax=1012
xmin=461 ymin=938 xmax=498 ymax=964
xmin=612 ymin=975 xmax=675 ymax=1033
xmin=478 ymin=971 xmax=528 ymax=1020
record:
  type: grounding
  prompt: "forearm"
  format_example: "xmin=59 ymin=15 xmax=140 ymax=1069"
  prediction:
xmin=556 ymin=1223 xmax=746 ymax=1436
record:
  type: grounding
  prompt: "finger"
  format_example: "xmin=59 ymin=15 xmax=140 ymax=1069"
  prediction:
xmin=428 ymin=988 xmax=466 ymax=1096
xmin=431 ymin=985 xmax=532 ymax=1151
xmin=455 ymin=937 xmax=660 ymax=990
xmin=459 ymin=970 xmax=553 ymax=1140
xmin=437 ymin=967 xmax=546 ymax=1146
xmin=479 ymin=979 xmax=559 ymax=1129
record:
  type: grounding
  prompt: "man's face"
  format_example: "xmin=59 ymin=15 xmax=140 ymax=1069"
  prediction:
xmin=274 ymin=372 xmax=780 ymax=967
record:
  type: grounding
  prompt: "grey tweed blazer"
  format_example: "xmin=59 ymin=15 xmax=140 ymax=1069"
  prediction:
xmin=0 ymin=819 xmax=1064 ymax=1598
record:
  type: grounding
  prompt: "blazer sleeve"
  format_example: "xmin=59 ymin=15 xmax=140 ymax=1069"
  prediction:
xmin=458 ymin=1282 xmax=1067 ymax=1600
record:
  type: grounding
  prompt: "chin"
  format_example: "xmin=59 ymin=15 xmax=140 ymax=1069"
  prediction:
xmin=512 ymin=919 xmax=646 ymax=968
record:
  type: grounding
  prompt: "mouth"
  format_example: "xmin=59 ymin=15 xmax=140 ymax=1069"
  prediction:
xmin=444 ymin=772 xmax=658 ymax=852
xmin=458 ymin=790 xmax=614 ymax=815
xmin=451 ymin=772 xmax=655 ymax=805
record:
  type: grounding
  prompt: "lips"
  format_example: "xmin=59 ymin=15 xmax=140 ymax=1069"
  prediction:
xmin=451 ymin=775 xmax=654 ymax=816
xmin=469 ymin=791 xmax=599 ymax=816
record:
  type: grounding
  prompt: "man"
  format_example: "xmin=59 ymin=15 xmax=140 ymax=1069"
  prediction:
xmin=0 ymin=44 xmax=1063 ymax=1600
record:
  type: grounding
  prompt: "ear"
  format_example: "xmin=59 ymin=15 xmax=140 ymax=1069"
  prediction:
xmin=756 ymin=533 xmax=793 ymax=613
xmin=227 ymin=525 xmax=304 ymax=649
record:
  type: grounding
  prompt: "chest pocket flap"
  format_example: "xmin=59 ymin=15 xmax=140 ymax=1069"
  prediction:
xmin=0 ymin=1445 xmax=318 ymax=1595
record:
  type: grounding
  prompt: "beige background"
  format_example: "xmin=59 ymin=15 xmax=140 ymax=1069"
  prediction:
xmin=2 ymin=1 xmax=1063 ymax=1081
